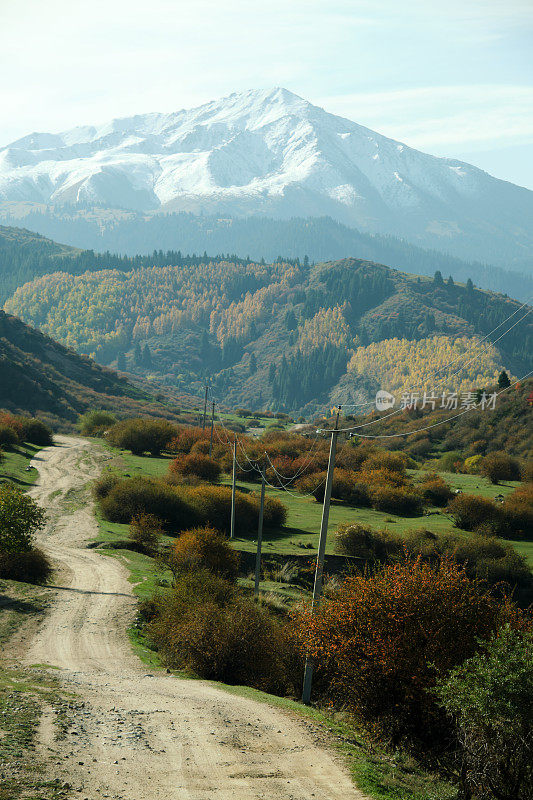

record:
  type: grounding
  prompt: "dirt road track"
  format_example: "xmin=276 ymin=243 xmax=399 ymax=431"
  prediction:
xmin=21 ymin=435 xmax=364 ymax=800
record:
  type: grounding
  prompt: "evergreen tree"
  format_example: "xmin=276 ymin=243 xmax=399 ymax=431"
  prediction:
xmin=285 ymin=309 xmax=297 ymax=331
xmin=433 ymin=270 xmax=444 ymax=286
xmin=117 ymin=351 xmax=126 ymax=371
xmin=467 ymin=278 xmax=474 ymax=293
xmin=142 ymin=343 xmax=152 ymax=368
xmin=133 ymin=342 xmax=142 ymax=366
xmin=447 ymin=275 xmax=454 ymax=287
xmin=249 ymin=352 xmax=257 ymax=373
xmin=498 ymin=370 xmax=511 ymax=389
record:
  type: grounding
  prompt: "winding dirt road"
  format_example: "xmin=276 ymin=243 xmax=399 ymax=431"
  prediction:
xmin=22 ymin=435 xmax=364 ymax=800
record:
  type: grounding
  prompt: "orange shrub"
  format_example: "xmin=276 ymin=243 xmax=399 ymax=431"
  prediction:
xmin=447 ymin=494 xmax=502 ymax=532
xmin=480 ymin=453 xmax=521 ymax=484
xmin=336 ymin=443 xmax=375 ymax=472
xmin=357 ymin=468 xmax=407 ymax=488
xmin=504 ymin=484 xmax=533 ymax=539
xmin=291 ymin=557 xmax=524 ymax=741
xmin=370 ymin=486 xmax=423 ymax=516
xmin=185 ymin=485 xmax=287 ymax=535
xmin=169 ymin=453 xmax=221 ymax=482
xmin=363 ymin=450 xmax=409 ymax=474
xmin=167 ymin=425 xmax=210 ymax=454
xmin=168 ymin=526 xmax=239 ymax=580
xmin=417 ymin=473 xmax=454 ymax=507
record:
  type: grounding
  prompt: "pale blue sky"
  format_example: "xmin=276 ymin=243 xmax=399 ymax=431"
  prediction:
xmin=2 ymin=0 xmax=532 ymax=187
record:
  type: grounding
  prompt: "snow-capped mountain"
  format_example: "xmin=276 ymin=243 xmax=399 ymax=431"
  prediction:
xmin=1 ymin=88 xmax=532 ymax=265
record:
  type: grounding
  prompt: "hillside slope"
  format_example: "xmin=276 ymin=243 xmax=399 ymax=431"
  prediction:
xmin=1 ymin=88 xmax=532 ymax=266
xmin=6 ymin=257 xmax=532 ymax=414
xmin=0 ymin=310 xmax=181 ymax=426
xmin=0 ymin=215 xmax=530 ymax=301
xmin=0 ymin=224 xmax=82 ymax=301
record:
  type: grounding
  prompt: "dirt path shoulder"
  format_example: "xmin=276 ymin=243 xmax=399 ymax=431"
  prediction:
xmin=21 ymin=435 xmax=363 ymax=800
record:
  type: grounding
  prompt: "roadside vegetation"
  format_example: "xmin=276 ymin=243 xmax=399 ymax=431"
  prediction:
xmin=91 ymin=412 xmax=533 ymax=800
xmin=0 ymin=413 xmax=53 ymax=585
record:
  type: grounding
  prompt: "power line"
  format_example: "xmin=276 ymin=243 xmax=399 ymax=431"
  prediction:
xmin=331 ymin=298 xmax=532 ymax=417
xmin=325 ymin=308 xmax=532 ymax=433
xmin=349 ymin=370 xmax=533 ymax=439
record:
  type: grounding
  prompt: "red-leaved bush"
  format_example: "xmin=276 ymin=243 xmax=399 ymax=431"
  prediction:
xmin=291 ymin=557 xmax=526 ymax=743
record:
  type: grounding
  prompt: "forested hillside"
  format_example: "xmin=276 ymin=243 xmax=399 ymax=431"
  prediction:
xmin=0 ymin=223 xmax=252 ymax=303
xmin=6 ymin=256 xmax=531 ymax=414
xmin=0 ymin=310 xmax=183 ymax=427
xmin=0 ymin=212 xmax=531 ymax=300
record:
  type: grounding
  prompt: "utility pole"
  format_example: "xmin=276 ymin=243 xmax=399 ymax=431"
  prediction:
xmin=230 ymin=435 xmax=237 ymax=540
xmin=302 ymin=407 xmax=341 ymax=704
xmin=202 ymin=384 xmax=208 ymax=430
xmin=209 ymin=400 xmax=215 ymax=457
xmin=254 ymin=462 xmax=266 ymax=599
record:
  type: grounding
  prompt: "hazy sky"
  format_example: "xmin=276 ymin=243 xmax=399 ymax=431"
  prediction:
xmin=2 ymin=0 xmax=532 ymax=187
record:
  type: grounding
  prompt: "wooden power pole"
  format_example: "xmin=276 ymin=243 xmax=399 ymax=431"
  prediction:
xmin=301 ymin=408 xmax=341 ymax=704
xmin=230 ymin=435 xmax=237 ymax=540
xmin=209 ymin=400 xmax=215 ymax=457
xmin=202 ymin=384 xmax=208 ymax=430
xmin=254 ymin=462 xmax=266 ymax=598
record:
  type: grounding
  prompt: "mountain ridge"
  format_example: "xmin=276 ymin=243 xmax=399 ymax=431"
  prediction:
xmin=2 ymin=88 xmax=532 ymax=267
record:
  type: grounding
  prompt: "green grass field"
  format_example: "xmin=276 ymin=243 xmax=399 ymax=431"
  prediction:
xmin=0 ymin=443 xmax=41 ymax=488
xmin=98 ymin=443 xmax=532 ymax=565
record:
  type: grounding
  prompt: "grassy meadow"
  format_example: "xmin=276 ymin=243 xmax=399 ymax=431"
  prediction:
xmin=97 ymin=442 xmax=531 ymax=565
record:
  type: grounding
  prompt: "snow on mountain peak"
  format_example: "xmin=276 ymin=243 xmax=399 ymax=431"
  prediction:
xmin=0 ymin=88 xmax=531 ymax=256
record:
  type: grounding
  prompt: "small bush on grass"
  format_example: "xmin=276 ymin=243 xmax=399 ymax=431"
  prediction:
xmin=129 ymin=513 xmax=163 ymax=556
xmin=0 ymin=486 xmax=49 ymax=584
xmin=464 ymin=454 xmax=483 ymax=474
xmin=167 ymin=426 xmax=210 ymax=454
xmin=291 ymin=557 xmax=524 ymax=745
xmin=358 ymin=467 xmax=408 ymax=489
xmin=169 ymin=453 xmax=221 ymax=482
xmin=148 ymin=569 xmax=295 ymax=693
xmin=418 ymin=472 xmax=454 ymax=507
xmin=0 ymin=485 xmax=46 ymax=552
xmin=335 ymin=443 xmax=374 ymax=472
xmin=100 ymin=476 xmax=196 ymax=531
xmin=335 ymin=523 xmax=400 ymax=562
xmin=436 ymin=451 xmax=464 ymax=473
xmin=296 ymin=470 xmax=371 ymax=506
xmin=106 ymin=418 xmax=176 ymax=456
xmin=189 ymin=439 xmax=211 ymax=456
xmin=93 ymin=472 xmax=120 ymax=500
xmin=0 ymin=424 xmax=19 ymax=449
xmin=447 ymin=494 xmax=502 ymax=532
xmin=363 ymin=450 xmax=409 ymax=474
xmin=167 ymin=526 xmax=239 ymax=580
xmin=436 ymin=626 xmax=533 ymax=800
xmin=0 ymin=547 xmax=52 ymax=584
xmin=503 ymin=484 xmax=533 ymax=539
xmin=79 ymin=409 xmax=117 ymax=436
xmin=480 ymin=453 xmax=522 ymax=484
xmin=370 ymin=486 xmax=423 ymax=516
xmin=18 ymin=417 xmax=53 ymax=446
xmin=186 ymin=485 xmax=287 ymax=534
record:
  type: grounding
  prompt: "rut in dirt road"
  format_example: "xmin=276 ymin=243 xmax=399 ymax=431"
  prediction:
xmin=23 ymin=435 xmax=365 ymax=800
